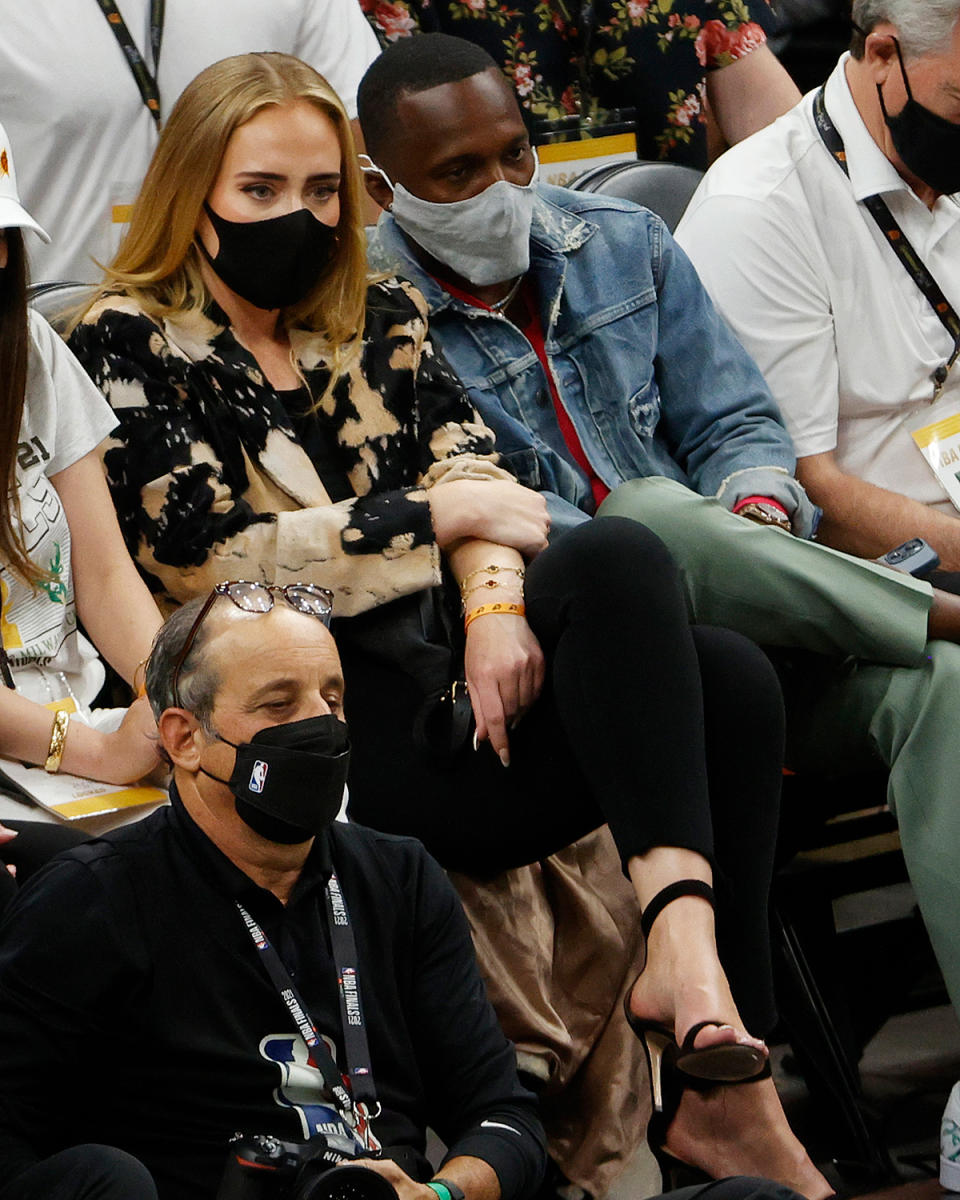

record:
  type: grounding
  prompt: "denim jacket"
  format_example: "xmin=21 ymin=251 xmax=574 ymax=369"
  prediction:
xmin=369 ymin=184 xmax=817 ymax=538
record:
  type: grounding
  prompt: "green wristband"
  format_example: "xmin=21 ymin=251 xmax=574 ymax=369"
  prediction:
xmin=428 ymin=1181 xmax=465 ymax=1200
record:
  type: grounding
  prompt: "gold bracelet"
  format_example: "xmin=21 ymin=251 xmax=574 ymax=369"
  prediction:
xmin=458 ymin=564 xmax=525 ymax=598
xmin=460 ymin=579 xmax=512 ymax=611
xmin=133 ymin=656 xmax=149 ymax=698
xmin=44 ymin=709 xmax=70 ymax=774
xmin=464 ymin=602 xmax=526 ymax=632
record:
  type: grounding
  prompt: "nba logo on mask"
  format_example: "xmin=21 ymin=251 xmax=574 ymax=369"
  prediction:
xmin=249 ymin=760 xmax=269 ymax=794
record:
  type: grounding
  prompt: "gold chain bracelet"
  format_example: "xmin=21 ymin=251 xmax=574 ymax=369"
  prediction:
xmin=459 ymin=564 xmax=525 ymax=599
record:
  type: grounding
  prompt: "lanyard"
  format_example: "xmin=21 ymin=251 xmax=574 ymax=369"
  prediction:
xmin=95 ymin=0 xmax=165 ymax=128
xmin=813 ymin=87 xmax=960 ymax=398
xmin=237 ymin=870 xmax=379 ymax=1137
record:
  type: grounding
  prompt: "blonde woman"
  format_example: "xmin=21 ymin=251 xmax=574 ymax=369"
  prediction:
xmin=69 ymin=54 xmax=827 ymax=1196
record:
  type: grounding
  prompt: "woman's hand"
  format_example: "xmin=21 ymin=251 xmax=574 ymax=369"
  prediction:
xmin=92 ymin=697 xmax=163 ymax=785
xmin=428 ymin=479 xmax=550 ymax=558
xmin=465 ymin=614 xmax=545 ymax=767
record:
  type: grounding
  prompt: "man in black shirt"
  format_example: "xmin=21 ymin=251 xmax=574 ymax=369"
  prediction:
xmin=0 ymin=583 xmax=547 ymax=1200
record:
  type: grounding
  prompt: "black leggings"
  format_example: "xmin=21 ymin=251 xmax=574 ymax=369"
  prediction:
xmin=346 ymin=518 xmax=784 ymax=1034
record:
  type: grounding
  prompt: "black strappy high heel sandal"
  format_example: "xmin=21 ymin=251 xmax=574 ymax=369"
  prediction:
xmin=645 ymin=1051 xmax=772 ymax=1189
xmin=623 ymin=878 xmax=769 ymax=1084
xmin=624 ymin=879 xmax=771 ymax=1188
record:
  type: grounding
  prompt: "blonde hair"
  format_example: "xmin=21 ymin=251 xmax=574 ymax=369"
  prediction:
xmin=79 ymin=52 xmax=368 ymax=377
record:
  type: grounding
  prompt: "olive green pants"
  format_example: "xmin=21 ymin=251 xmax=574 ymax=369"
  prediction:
xmin=599 ymin=477 xmax=960 ymax=1014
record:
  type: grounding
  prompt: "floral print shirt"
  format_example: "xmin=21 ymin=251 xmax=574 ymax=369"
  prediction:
xmin=362 ymin=0 xmax=778 ymax=167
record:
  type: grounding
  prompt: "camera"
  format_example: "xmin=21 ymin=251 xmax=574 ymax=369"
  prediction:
xmin=217 ymin=1131 xmax=399 ymax=1200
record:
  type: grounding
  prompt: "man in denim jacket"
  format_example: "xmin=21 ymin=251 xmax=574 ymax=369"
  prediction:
xmin=359 ymin=34 xmax=960 ymax=1025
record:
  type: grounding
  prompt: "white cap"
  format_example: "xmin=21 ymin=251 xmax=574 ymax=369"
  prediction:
xmin=0 ymin=121 xmax=50 ymax=243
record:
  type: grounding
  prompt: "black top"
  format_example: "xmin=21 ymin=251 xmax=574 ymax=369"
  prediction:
xmin=275 ymin=386 xmax=356 ymax=503
xmin=0 ymin=793 xmax=545 ymax=1200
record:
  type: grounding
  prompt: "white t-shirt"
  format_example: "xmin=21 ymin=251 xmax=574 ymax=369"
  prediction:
xmin=0 ymin=0 xmax=381 ymax=283
xmin=1 ymin=311 xmax=118 ymax=708
xmin=676 ymin=54 xmax=960 ymax=515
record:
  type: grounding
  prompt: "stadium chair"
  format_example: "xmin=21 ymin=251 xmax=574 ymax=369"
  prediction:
xmin=570 ymin=159 xmax=704 ymax=233
xmin=28 ymin=281 xmax=94 ymax=333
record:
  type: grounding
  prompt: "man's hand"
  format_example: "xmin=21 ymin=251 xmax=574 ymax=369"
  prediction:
xmin=464 ymin=614 xmax=545 ymax=767
xmin=428 ymin=480 xmax=550 ymax=558
xmin=798 ymin=449 xmax=960 ymax=570
xmin=734 ymin=498 xmax=794 ymax=533
xmin=341 ymin=1159 xmax=438 ymax=1200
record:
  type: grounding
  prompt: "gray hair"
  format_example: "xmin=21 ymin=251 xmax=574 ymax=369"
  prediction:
xmin=145 ymin=595 xmax=222 ymax=733
xmin=851 ymin=1 xmax=960 ymax=60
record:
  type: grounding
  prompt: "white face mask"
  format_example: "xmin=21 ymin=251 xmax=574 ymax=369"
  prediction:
xmin=363 ymin=155 xmax=539 ymax=287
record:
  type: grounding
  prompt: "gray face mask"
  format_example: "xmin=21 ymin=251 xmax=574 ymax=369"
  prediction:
xmin=363 ymin=155 xmax=539 ymax=287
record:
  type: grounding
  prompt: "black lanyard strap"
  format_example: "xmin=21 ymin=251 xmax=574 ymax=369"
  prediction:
xmin=95 ymin=0 xmax=165 ymax=128
xmin=323 ymin=873 xmax=375 ymax=1102
xmin=813 ymin=87 xmax=960 ymax=395
xmin=237 ymin=869 xmax=378 ymax=1124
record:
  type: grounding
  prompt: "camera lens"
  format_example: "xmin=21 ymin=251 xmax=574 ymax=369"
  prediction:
xmin=299 ymin=1164 xmax=399 ymax=1200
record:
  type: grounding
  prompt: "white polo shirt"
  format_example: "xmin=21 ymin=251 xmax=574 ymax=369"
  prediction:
xmin=0 ymin=0 xmax=381 ymax=284
xmin=676 ymin=53 xmax=960 ymax=515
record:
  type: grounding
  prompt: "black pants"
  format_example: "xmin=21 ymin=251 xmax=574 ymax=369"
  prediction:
xmin=346 ymin=519 xmax=784 ymax=1034
xmin=0 ymin=820 xmax=89 ymax=916
xmin=0 ymin=1146 xmax=157 ymax=1200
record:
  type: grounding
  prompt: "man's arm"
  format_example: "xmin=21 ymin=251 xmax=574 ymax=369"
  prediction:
xmin=0 ymin=854 xmax=141 ymax=1184
xmin=706 ymin=44 xmax=802 ymax=147
xmin=677 ymin=189 xmax=960 ymax=566
xmin=651 ymin=220 xmax=807 ymax=513
xmin=799 ymin=449 xmax=960 ymax=570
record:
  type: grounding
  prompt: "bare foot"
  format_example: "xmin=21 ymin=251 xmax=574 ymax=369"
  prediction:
xmin=662 ymin=1076 xmax=833 ymax=1200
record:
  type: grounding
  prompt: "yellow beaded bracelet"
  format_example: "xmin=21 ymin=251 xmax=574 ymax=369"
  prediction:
xmin=463 ymin=602 xmax=526 ymax=632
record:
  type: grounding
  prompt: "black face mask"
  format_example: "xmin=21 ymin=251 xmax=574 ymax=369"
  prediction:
xmin=198 ymin=202 xmax=338 ymax=311
xmin=201 ymin=714 xmax=351 ymax=844
xmin=878 ymin=38 xmax=960 ymax=196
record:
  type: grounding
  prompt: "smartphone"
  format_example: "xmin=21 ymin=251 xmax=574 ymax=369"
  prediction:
xmin=876 ymin=537 xmax=941 ymax=578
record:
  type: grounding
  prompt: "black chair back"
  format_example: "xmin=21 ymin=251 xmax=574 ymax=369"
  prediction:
xmin=570 ymin=159 xmax=704 ymax=233
xmin=27 ymin=281 xmax=94 ymax=333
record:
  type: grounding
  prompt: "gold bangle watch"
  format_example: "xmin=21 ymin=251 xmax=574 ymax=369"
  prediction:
xmin=44 ymin=709 xmax=70 ymax=773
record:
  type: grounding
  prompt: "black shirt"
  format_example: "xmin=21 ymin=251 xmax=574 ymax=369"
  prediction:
xmin=275 ymin=386 xmax=355 ymax=503
xmin=0 ymin=793 xmax=545 ymax=1200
